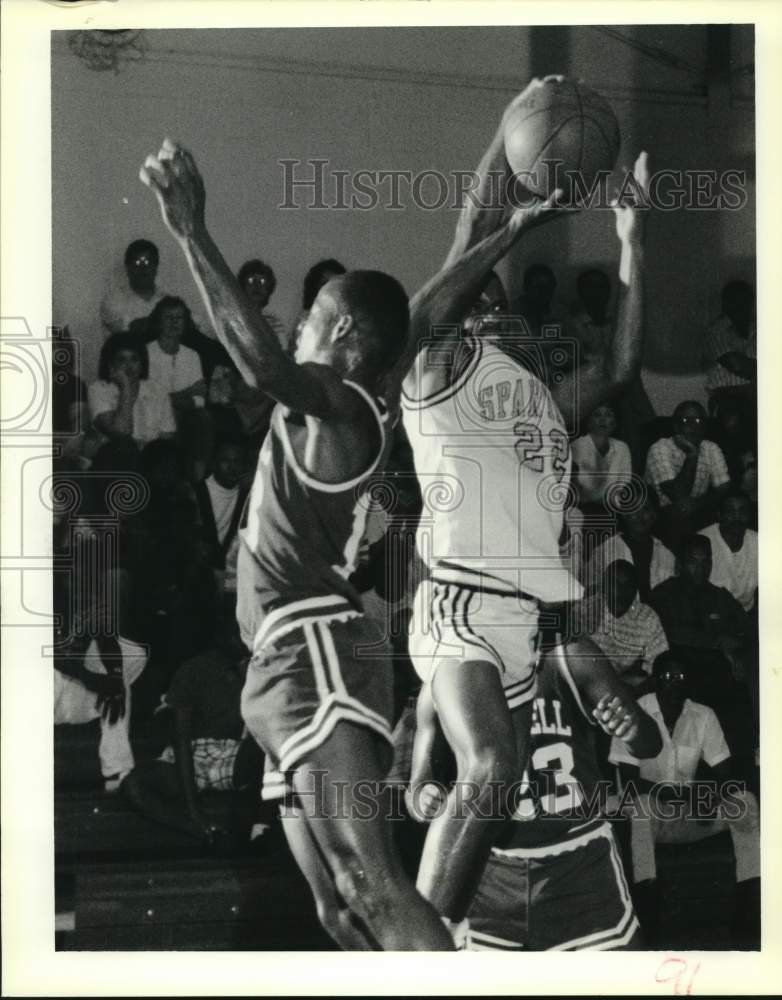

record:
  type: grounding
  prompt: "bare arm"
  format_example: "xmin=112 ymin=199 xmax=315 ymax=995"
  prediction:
xmin=140 ymin=140 xmax=360 ymax=421
xmin=557 ymin=636 xmax=662 ymax=759
xmin=551 ymin=152 xmax=649 ymax=425
xmin=717 ymin=351 xmax=756 ymax=380
xmin=93 ymin=375 xmax=137 ymax=439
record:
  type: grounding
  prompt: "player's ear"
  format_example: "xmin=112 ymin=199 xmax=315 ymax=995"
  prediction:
xmin=330 ymin=313 xmax=354 ymax=343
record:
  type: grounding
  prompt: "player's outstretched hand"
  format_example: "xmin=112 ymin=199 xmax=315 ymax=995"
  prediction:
xmin=405 ymin=781 xmax=447 ymax=824
xmin=507 ymin=186 xmax=570 ymax=236
xmin=592 ymin=693 xmax=640 ymax=742
xmin=140 ymin=138 xmax=206 ymax=243
xmin=612 ymin=150 xmax=650 ymax=246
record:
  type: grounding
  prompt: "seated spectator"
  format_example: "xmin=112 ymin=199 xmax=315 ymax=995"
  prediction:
xmin=53 ymin=479 xmax=147 ymax=791
xmin=707 ymin=395 xmax=756 ymax=483
xmin=571 ymin=403 xmax=631 ymax=508
xmin=571 ymin=560 xmax=668 ymax=687
xmin=100 ymin=239 xmax=165 ymax=336
xmin=238 ymin=258 xmax=287 ymax=349
xmin=584 ymin=490 xmax=675 ymax=600
xmin=699 ymin=489 xmax=757 ymax=613
xmin=194 ymin=435 xmax=250 ymax=606
xmin=644 ymin=400 xmax=731 ymax=547
xmin=143 ymin=295 xmax=214 ymax=480
xmin=609 ymin=652 xmax=759 ymax=946
xmin=649 ymin=535 xmax=751 ymax=752
xmin=122 ymin=613 xmax=262 ymax=844
xmin=703 ymin=280 xmax=756 ymax=419
xmin=88 ymin=332 xmax=176 ymax=448
xmin=144 ymin=295 xmax=207 ymax=411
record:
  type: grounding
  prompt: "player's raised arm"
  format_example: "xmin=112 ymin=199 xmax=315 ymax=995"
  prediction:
xmin=140 ymin=140 xmax=353 ymax=421
xmin=551 ymin=151 xmax=649 ymax=426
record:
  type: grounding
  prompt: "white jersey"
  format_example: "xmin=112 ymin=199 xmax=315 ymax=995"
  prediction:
xmin=402 ymin=336 xmax=581 ymax=604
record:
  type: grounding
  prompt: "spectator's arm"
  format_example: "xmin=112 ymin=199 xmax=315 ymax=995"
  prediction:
xmin=89 ymin=379 xmax=136 ymax=439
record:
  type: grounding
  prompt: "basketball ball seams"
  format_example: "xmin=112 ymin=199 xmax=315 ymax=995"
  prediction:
xmin=574 ymin=81 xmax=586 ymax=173
xmin=532 ymin=115 xmax=585 ymax=187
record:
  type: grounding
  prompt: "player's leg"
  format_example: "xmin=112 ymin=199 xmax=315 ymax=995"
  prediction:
xmin=416 ymin=660 xmax=530 ymax=921
xmin=279 ymin=802 xmax=377 ymax=950
xmin=292 ymin=720 xmax=455 ymax=951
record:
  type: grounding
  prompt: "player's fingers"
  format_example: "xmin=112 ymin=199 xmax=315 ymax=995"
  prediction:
xmin=160 ymin=136 xmax=179 ymax=159
xmin=140 ymin=155 xmax=169 ymax=191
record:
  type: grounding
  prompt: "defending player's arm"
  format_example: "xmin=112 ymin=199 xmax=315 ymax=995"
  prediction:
xmin=405 ymin=686 xmax=450 ymax=823
xmin=559 ymin=636 xmax=661 ymax=759
xmin=550 ymin=151 xmax=649 ymax=426
xmin=139 ymin=140 xmax=360 ymax=422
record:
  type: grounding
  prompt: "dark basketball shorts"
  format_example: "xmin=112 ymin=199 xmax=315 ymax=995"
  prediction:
xmin=240 ymin=615 xmax=394 ymax=801
xmin=466 ymin=822 xmax=641 ymax=951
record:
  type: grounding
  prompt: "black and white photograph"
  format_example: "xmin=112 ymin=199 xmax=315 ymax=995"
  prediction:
xmin=2 ymin=0 xmax=781 ymax=995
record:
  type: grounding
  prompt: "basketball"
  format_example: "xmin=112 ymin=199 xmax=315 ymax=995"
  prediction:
xmin=503 ymin=75 xmax=620 ymax=202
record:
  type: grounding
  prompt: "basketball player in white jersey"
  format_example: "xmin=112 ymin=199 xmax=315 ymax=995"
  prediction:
xmin=392 ymin=82 xmax=650 ymax=926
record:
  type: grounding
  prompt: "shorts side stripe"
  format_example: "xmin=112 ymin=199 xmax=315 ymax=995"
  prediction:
xmin=467 ymin=929 xmax=523 ymax=951
xmin=277 ymin=697 xmax=393 ymax=774
xmin=314 ymin=621 xmax=348 ymax=698
xmin=547 ymin=827 xmax=639 ymax=951
xmin=303 ymin=623 xmax=332 ymax=702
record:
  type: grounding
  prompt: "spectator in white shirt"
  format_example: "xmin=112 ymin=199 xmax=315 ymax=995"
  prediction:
xmin=145 ymin=296 xmax=206 ymax=410
xmin=644 ymin=400 xmax=731 ymax=547
xmin=88 ymin=332 xmax=176 ymax=448
xmin=609 ymin=653 xmax=758 ymax=898
xmin=194 ymin=436 xmax=250 ymax=609
xmin=572 ymin=403 xmax=632 ymax=509
xmin=101 ymin=239 xmax=165 ymax=336
xmin=699 ymin=489 xmax=758 ymax=613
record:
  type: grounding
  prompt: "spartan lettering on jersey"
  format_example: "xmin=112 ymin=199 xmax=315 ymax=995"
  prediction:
xmin=402 ymin=322 xmax=583 ymax=604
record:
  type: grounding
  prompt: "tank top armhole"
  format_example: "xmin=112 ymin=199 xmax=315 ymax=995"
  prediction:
xmin=401 ymin=335 xmax=483 ymax=410
xmin=277 ymin=380 xmax=386 ymax=493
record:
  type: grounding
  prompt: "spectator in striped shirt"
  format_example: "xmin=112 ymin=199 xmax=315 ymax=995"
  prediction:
xmin=703 ymin=280 xmax=756 ymax=418
xmin=571 ymin=560 xmax=668 ymax=687
xmin=644 ymin=400 xmax=731 ymax=548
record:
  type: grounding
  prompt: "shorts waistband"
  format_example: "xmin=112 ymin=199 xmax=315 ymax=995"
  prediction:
xmin=253 ymin=595 xmax=360 ymax=652
xmin=491 ymin=819 xmax=609 ymax=860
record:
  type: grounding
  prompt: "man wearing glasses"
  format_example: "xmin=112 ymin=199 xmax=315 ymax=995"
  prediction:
xmin=644 ymin=400 xmax=731 ymax=547
xmin=101 ymin=238 xmax=166 ymax=336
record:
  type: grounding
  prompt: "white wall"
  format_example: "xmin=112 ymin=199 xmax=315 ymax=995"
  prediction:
xmin=52 ymin=25 xmax=755 ymax=386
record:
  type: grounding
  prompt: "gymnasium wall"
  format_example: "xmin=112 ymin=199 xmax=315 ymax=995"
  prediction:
xmin=52 ymin=25 xmax=755 ymax=388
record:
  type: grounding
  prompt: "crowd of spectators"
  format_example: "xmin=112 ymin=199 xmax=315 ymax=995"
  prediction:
xmin=53 ymin=243 xmax=759 ymax=946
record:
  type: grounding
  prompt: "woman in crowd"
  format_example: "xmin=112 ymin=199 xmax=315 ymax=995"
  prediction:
xmin=88 ymin=332 xmax=176 ymax=449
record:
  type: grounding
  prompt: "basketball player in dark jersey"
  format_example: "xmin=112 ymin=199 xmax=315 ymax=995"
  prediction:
xmin=139 ymin=140 xmax=456 ymax=949
xmin=408 ymin=636 xmax=662 ymax=950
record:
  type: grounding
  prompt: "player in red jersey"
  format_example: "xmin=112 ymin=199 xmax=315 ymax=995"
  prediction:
xmin=408 ymin=636 xmax=662 ymax=950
